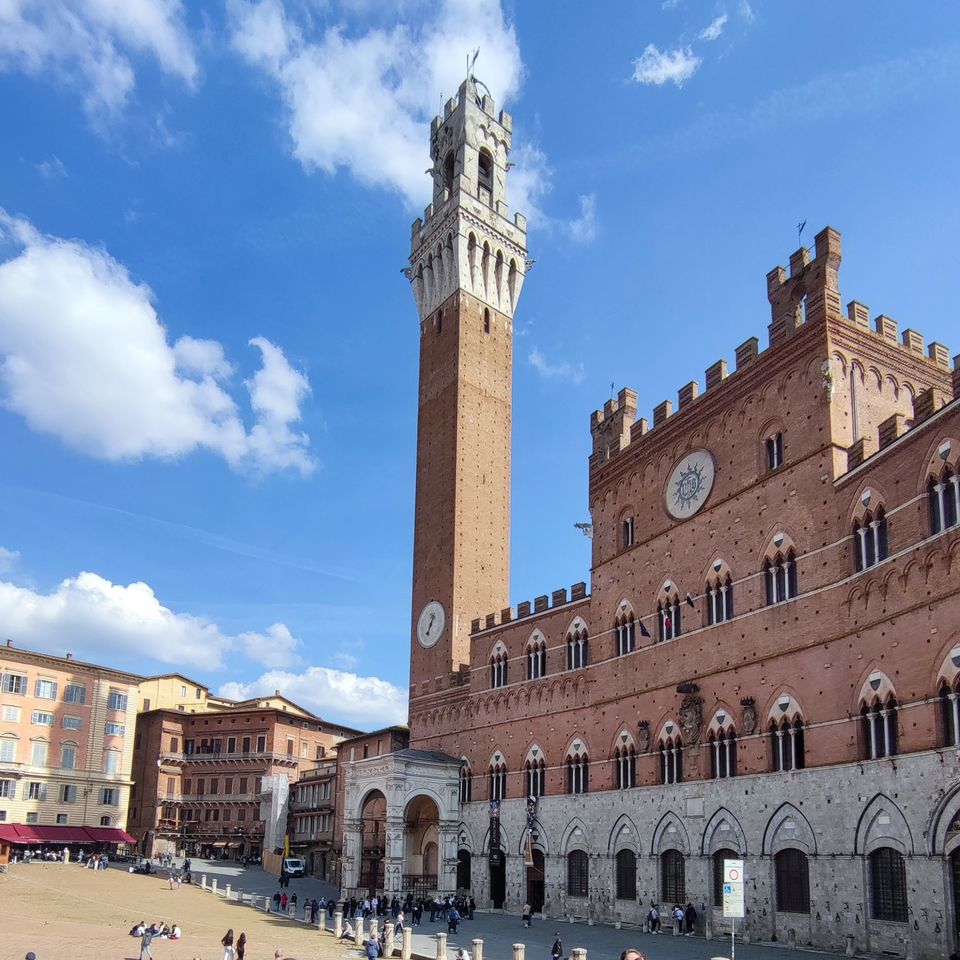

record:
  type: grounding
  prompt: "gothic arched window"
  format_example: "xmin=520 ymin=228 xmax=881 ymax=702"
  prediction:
xmin=614 ymin=744 xmax=636 ymax=789
xmin=706 ymin=574 xmax=733 ymax=625
xmin=860 ymin=696 xmax=898 ymax=760
xmin=764 ymin=549 xmax=797 ymax=605
xmin=566 ymin=627 xmax=588 ymax=670
xmin=477 ymin=149 xmax=493 ymax=205
xmin=459 ymin=764 xmax=472 ymax=803
xmin=940 ymin=678 xmax=960 ymax=747
xmin=658 ymin=734 xmax=683 ymax=784
xmin=770 ymin=717 xmax=805 ymax=772
xmin=657 ymin=593 xmax=682 ymax=641
xmin=854 ymin=507 xmax=888 ymax=571
xmin=488 ymin=762 xmax=507 ymax=801
xmin=615 ymin=612 xmax=636 ymax=657
xmin=490 ymin=651 xmax=508 ymax=689
xmin=929 ymin=465 xmax=959 ymax=533
xmin=526 ymin=638 xmax=546 ymax=680
xmin=526 ymin=758 xmax=545 ymax=797
xmin=709 ymin=727 xmax=737 ymax=779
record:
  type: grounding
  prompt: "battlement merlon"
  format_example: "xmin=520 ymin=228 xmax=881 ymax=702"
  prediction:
xmin=766 ymin=226 xmax=843 ymax=346
xmin=590 ymin=388 xmax=638 ymax=464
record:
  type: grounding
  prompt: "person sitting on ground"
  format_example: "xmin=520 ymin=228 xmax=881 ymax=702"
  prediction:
xmin=169 ymin=924 xmax=182 ymax=940
xmin=130 ymin=921 xmax=147 ymax=937
xmin=340 ymin=920 xmax=356 ymax=941
xmin=456 ymin=948 xmax=471 ymax=960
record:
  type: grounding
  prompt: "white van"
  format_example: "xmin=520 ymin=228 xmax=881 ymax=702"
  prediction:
xmin=282 ymin=857 xmax=306 ymax=878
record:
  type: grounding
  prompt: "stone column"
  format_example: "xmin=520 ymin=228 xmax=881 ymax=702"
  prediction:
xmin=571 ymin=949 xmax=587 ymax=960
xmin=319 ymin=908 xmax=327 ymax=930
xmin=402 ymin=926 xmax=412 ymax=960
xmin=512 ymin=944 xmax=525 ymax=960
xmin=437 ymin=931 xmax=448 ymax=960
xmin=472 ymin=939 xmax=484 ymax=960
xmin=342 ymin=817 xmax=363 ymax=893
xmin=355 ymin=916 xmax=365 ymax=947
xmin=370 ymin=917 xmax=380 ymax=939
xmin=334 ymin=910 xmax=343 ymax=938
xmin=438 ymin=819 xmax=460 ymax=894
xmin=385 ymin=816 xmax=406 ymax=896
xmin=385 ymin=920 xmax=395 ymax=956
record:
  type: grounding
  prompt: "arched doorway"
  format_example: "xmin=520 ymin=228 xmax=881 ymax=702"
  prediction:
xmin=457 ymin=849 xmax=472 ymax=891
xmin=526 ymin=848 xmax=545 ymax=912
xmin=360 ymin=790 xmax=386 ymax=893
xmin=404 ymin=794 xmax=440 ymax=896
xmin=489 ymin=850 xmax=506 ymax=908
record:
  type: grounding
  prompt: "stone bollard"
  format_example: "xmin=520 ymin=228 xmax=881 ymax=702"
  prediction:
xmin=571 ymin=949 xmax=587 ymax=960
xmin=512 ymin=943 xmax=525 ymax=960
xmin=402 ymin=925 xmax=412 ymax=960
xmin=385 ymin=921 xmax=395 ymax=956
xmin=704 ymin=916 xmax=713 ymax=939
xmin=264 ymin=896 xmax=271 ymax=913
xmin=437 ymin=931 xmax=448 ymax=960
xmin=334 ymin=910 xmax=343 ymax=938
xmin=211 ymin=879 xmax=218 ymax=895
xmin=225 ymin=883 xmax=231 ymax=899
xmin=201 ymin=874 xmax=207 ymax=890
xmin=904 ymin=939 xmax=914 ymax=960
xmin=787 ymin=928 xmax=796 ymax=950
xmin=370 ymin=917 xmax=380 ymax=939
xmin=355 ymin=916 xmax=365 ymax=948
xmin=472 ymin=938 xmax=484 ymax=960
xmin=319 ymin=908 xmax=327 ymax=930
xmin=845 ymin=934 xmax=856 ymax=957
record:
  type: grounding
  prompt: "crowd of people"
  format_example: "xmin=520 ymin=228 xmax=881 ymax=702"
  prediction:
xmin=644 ymin=902 xmax=697 ymax=935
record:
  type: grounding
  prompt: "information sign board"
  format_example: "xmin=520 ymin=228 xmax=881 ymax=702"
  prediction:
xmin=722 ymin=858 xmax=745 ymax=919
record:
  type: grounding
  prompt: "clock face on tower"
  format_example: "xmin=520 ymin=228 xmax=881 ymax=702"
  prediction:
xmin=416 ymin=600 xmax=446 ymax=648
xmin=665 ymin=449 xmax=716 ymax=519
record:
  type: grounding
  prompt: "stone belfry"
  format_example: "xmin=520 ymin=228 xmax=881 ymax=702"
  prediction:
xmin=407 ymin=75 xmax=528 ymax=695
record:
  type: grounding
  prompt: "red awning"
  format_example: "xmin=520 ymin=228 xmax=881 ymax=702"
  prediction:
xmin=83 ymin=827 xmax=135 ymax=845
xmin=0 ymin=823 xmax=133 ymax=845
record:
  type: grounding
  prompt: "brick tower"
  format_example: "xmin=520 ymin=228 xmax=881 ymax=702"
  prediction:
xmin=407 ymin=75 xmax=528 ymax=695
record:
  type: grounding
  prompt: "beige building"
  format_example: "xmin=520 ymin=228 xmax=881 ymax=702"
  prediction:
xmin=0 ymin=640 xmax=141 ymax=848
xmin=137 ymin=673 xmax=234 ymax=714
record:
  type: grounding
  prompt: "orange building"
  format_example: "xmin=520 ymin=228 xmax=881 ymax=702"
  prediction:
xmin=0 ymin=641 xmax=140 ymax=851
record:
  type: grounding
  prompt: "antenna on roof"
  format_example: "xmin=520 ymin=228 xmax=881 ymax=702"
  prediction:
xmin=797 ymin=220 xmax=807 ymax=247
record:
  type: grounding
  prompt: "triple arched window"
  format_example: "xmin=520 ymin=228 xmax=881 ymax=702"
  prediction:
xmin=860 ymin=696 xmax=898 ymax=760
xmin=567 ymin=627 xmax=588 ymax=670
xmin=658 ymin=593 xmax=682 ymax=642
xmin=659 ymin=734 xmax=683 ymax=784
xmin=526 ymin=638 xmax=546 ymax=680
xmin=939 ymin=677 xmax=960 ymax=747
xmin=490 ymin=651 xmax=508 ymax=689
xmin=566 ymin=751 xmax=589 ymax=794
xmin=615 ymin=612 xmax=636 ymax=656
xmin=770 ymin=717 xmax=805 ymax=771
xmin=706 ymin=575 xmax=733 ymax=625
xmin=526 ymin=758 xmax=545 ymax=797
xmin=459 ymin=764 xmax=473 ymax=803
xmin=489 ymin=762 xmax=507 ymax=801
xmin=854 ymin=508 xmax=888 ymax=570
xmin=929 ymin=465 xmax=959 ymax=533
xmin=764 ymin=550 xmax=797 ymax=605
xmin=709 ymin=727 xmax=737 ymax=779
xmin=614 ymin=743 xmax=636 ymax=789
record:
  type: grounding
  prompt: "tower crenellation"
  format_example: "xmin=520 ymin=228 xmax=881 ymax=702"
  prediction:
xmin=587 ymin=226 xmax=953 ymax=476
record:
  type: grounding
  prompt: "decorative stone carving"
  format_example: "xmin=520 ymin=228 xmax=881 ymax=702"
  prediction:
xmin=679 ymin=695 xmax=704 ymax=745
xmin=740 ymin=698 xmax=757 ymax=735
xmin=636 ymin=721 xmax=650 ymax=754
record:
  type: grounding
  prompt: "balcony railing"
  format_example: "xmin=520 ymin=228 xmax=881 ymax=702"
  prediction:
xmin=161 ymin=751 xmax=298 ymax=765
xmin=162 ymin=793 xmax=260 ymax=804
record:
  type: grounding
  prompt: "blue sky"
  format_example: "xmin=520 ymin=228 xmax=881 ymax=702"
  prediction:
xmin=0 ymin=1 xmax=958 ymax=729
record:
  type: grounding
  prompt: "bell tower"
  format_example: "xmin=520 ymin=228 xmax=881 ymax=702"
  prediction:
xmin=407 ymin=75 xmax=528 ymax=695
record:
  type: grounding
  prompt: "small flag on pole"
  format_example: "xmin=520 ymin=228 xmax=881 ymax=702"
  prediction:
xmin=685 ymin=593 xmax=695 ymax=608
xmin=639 ymin=621 xmax=651 ymax=638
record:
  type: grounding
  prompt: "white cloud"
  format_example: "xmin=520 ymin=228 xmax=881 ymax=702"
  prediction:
xmin=35 ymin=156 xmax=67 ymax=179
xmin=239 ymin=622 xmax=301 ymax=670
xmin=0 ymin=211 xmax=315 ymax=475
xmin=698 ymin=14 xmax=728 ymax=41
xmin=566 ymin=194 xmax=598 ymax=244
xmin=0 ymin=568 xmax=318 ymax=672
xmin=631 ymin=43 xmax=700 ymax=87
xmin=0 ymin=0 xmax=198 ymax=122
xmin=220 ymin=666 xmax=407 ymax=728
xmin=227 ymin=0 xmax=523 ymax=210
xmin=0 ymin=546 xmax=20 ymax=573
xmin=528 ymin=346 xmax=585 ymax=385
xmin=738 ymin=0 xmax=755 ymax=24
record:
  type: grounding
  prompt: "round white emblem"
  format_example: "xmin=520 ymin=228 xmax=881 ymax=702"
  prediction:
xmin=665 ymin=449 xmax=716 ymax=519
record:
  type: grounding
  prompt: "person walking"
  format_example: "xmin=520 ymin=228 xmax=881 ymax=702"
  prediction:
xmin=551 ymin=933 xmax=563 ymax=960
xmin=522 ymin=902 xmax=531 ymax=928
xmin=684 ymin=902 xmax=697 ymax=936
xmin=273 ymin=891 xmax=282 ymax=912
xmin=222 ymin=928 xmax=236 ymax=960
xmin=237 ymin=932 xmax=247 ymax=960
xmin=139 ymin=926 xmax=154 ymax=960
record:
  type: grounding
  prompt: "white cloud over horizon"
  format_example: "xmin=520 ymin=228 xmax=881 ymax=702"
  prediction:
xmin=698 ymin=14 xmax=728 ymax=41
xmin=0 ymin=546 xmax=20 ymax=573
xmin=220 ymin=666 xmax=408 ymax=729
xmin=0 ymin=211 xmax=315 ymax=475
xmin=0 ymin=570 xmax=291 ymax=671
xmin=631 ymin=43 xmax=701 ymax=87
xmin=0 ymin=0 xmax=198 ymax=122
xmin=528 ymin=346 xmax=585 ymax=385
